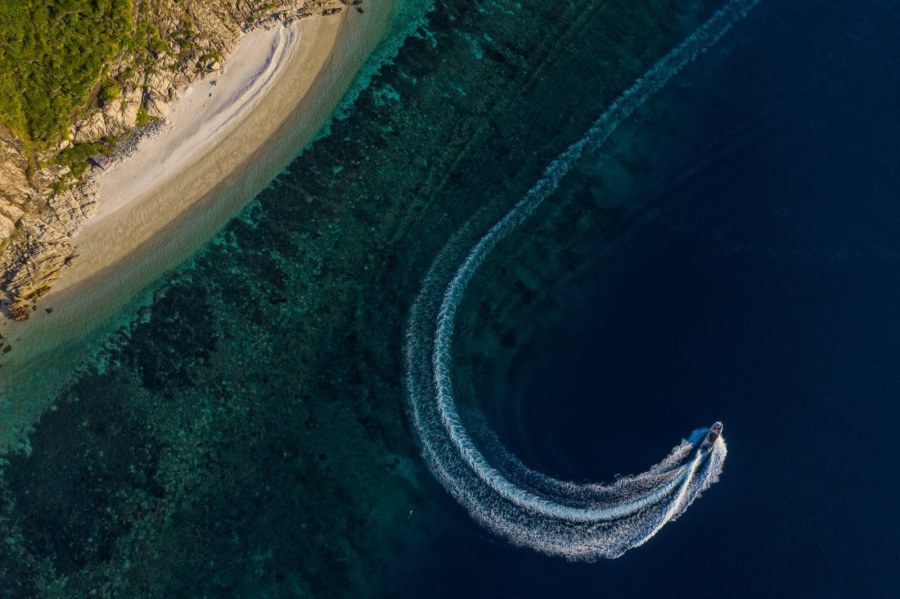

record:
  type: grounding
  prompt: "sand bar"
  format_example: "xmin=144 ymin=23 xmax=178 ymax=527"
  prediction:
xmin=0 ymin=2 xmax=395 ymax=448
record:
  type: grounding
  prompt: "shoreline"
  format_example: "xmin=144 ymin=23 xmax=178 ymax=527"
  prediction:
xmin=90 ymin=22 xmax=299 ymax=225
xmin=0 ymin=2 xmax=395 ymax=449
xmin=50 ymin=20 xmax=306 ymax=297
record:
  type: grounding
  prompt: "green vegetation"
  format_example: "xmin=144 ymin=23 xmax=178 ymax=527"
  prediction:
xmin=131 ymin=19 xmax=169 ymax=65
xmin=174 ymin=15 xmax=196 ymax=55
xmin=0 ymin=1 xmax=134 ymax=149
xmin=199 ymin=50 xmax=223 ymax=64
xmin=49 ymin=179 xmax=69 ymax=194
xmin=100 ymin=81 xmax=122 ymax=105
xmin=52 ymin=139 xmax=115 ymax=179
xmin=128 ymin=2 xmax=172 ymax=71
xmin=135 ymin=106 xmax=159 ymax=128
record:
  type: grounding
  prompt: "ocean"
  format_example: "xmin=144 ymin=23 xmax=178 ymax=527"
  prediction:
xmin=1 ymin=0 xmax=899 ymax=596
xmin=402 ymin=0 xmax=900 ymax=596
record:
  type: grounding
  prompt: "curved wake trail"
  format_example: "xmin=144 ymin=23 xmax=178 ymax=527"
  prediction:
xmin=405 ymin=0 xmax=757 ymax=560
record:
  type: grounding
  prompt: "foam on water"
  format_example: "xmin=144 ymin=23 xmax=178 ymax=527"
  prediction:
xmin=405 ymin=0 xmax=758 ymax=560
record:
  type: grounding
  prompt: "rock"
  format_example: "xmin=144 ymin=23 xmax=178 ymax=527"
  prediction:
xmin=146 ymin=95 xmax=171 ymax=118
xmin=147 ymin=73 xmax=169 ymax=93
xmin=122 ymin=102 xmax=140 ymax=127
xmin=0 ymin=0 xmax=349 ymax=319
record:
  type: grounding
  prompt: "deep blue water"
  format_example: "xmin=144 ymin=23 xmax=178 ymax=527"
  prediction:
xmin=402 ymin=1 xmax=900 ymax=596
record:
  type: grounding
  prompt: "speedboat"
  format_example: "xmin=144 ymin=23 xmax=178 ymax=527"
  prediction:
xmin=700 ymin=421 xmax=724 ymax=450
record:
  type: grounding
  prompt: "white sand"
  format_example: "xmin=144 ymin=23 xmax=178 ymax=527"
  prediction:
xmin=93 ymin=23 xmax=299 ymax=223
xmin=51 ymin=21 xmax=308 ymax=297
xmin=0 ymin=2 xmax=396 ymax=448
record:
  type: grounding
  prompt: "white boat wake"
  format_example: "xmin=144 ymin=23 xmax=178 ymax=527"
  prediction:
xmin=405 ymin=0 xmax=757 ymax=560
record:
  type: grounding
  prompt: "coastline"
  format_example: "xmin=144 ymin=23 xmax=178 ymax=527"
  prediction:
xmin=0 ymin=2 xmax=395 ymax=448
xmin=89 ymin=22 xmax=300 ymax=225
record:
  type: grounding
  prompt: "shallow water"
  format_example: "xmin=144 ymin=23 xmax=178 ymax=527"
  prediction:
xmin=1 ymin=0 xmax=898 ymax=596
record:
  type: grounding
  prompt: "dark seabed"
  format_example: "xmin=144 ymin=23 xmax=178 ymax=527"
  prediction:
xmin=1 ymin=0 xmax=899 ymax=597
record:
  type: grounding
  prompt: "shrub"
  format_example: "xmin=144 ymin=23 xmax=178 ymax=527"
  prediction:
xmin=0 ymin=1 xmax=133 ymax=148
xmin=101 ymin=83 xmax=122 ymax=105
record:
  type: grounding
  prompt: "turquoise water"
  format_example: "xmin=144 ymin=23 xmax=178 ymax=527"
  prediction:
xmin=5 ymin=0 xmax=896 ymax=596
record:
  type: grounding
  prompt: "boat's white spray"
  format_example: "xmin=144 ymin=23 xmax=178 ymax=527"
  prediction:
xmin=405 ymin=0 xmax=757 ymax=560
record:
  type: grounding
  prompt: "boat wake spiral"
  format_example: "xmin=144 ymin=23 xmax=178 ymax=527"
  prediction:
xmin=405 ymin=0 xmax=757 ymax=560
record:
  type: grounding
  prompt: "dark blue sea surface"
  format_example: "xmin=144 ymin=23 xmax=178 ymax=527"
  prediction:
xmin=1 ymin=0 xmax=899 ymax=596
xmin=405 ymin=0 xmax=900 ymax=597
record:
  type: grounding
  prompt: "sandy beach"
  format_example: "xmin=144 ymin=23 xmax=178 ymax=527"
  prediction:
xmin=0 ymin=2 xmax=395 ymax=447
xmin=91 ymin=23 xmax=299 ymax=224
xmin=58 ymin=17 xmax=328 ymax=295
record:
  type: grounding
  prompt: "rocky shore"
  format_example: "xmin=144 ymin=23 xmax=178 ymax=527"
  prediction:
xmin=0 ymin=0 xmax=351 ymax=320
